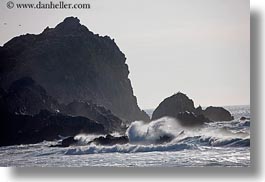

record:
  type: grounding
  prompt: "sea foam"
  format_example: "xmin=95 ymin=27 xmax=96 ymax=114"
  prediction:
xmin=65 ymin=116 xmax=249 ymax=155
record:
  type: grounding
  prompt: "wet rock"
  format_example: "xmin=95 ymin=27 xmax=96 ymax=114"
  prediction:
xmin=203 ymin=106 xmax=234 ymax=121
xmin=0 ymin=109 xmax=106 ymax=147
xmin=88 ymin=134 xmax=129 ymax=146
xmin=152 ymin=92 xmax=234 ymax=124
xmin=155 ymin=134 xmax=174 ymax=144
xmin=61 ymin=136 xmax=78 ymax=147
xmin=50 ymin=136 xmax=78 ymax=147
xmin=240 ymin=116 xmax=250 ymax=121
xmin=177 ymin=111 xmax=211 ymax=126
xmin=242 ymin=121 xmax=250 ymax=127
xmin=152 ymin=92 xmax=196 ymax=120
xmin=0 ymin=77 xmax=130 ymax=146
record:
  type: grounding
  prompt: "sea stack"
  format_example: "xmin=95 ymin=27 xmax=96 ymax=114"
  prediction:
xmin=152 ymin=92 xmax=196 ymax=120
xmin=0 ymin=17 xmax=150 ymax=123
xmin=203 ymin=106 xmax=234 ymax=121
xmin=152 ymin=92 xmax=234 ymax=125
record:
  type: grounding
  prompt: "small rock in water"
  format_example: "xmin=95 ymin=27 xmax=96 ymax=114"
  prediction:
xmin=88 ymin=134 xmax=129 ymax=146
xmin=240 ymin=116 xmax=250 ymax=121
xmin=50 ymin=136 xmax=78 ymax=147
xmin=155 ymin=135 xmax=174 ymax=144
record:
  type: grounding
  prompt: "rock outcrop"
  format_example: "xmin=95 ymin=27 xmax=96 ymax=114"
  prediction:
xmin=177 ymin=111 xmax=211 ymax=126
xmin=0 ymin=17 xmax=149 ymax=123
xmin=240 ymin=116 xmax=250 ymax=121
xmin=5 ymin=77 xmax=60 ymax=115
xmin=87 ymin=133 xmax=174 ymax=146
xmin=50 ymin=136 xmax=79 ymax=147
xmin=62 ymin=100 xmax=125 ymax=133
xmin=152 ymin=92 xmax=234 ymax=125
xmin=1 ymin=77 xmax=127 ymax=134
xmin=88 ymin=134 xmax=129 ymax=146
xmin=155 ymin=134 xmax=175 ymax=144
xmin=0 ymin=109 xmax=105 ymax=146
xmin=203 ymin=106 xmax=234 ymax=121
xmin=0 ymin=77 xmax=130 ymax=146
xmin=152 ymin=92 xmax=195 ymax=120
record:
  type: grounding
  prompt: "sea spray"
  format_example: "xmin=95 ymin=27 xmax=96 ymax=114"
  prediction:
xmin=126 ymin=117 xmax=181 ymax=144
xmin=74 ymin=134 xmax=104 ymax=145
xmin=74 ymin=132 xmax=123 ymax=145
xmin=0 ymin=106 xmax=250 ymax=166
xmin=64 ymin=116 xmax=250 ymax=155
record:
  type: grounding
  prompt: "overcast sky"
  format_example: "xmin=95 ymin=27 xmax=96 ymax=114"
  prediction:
xmin=0 ymin=0 xmax=250 ymax=109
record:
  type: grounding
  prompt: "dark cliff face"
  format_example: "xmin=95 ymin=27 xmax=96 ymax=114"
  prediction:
xmin=5 ymin=77 xmax=60 ymax=115
xmin=0 ymin=17 xmax=150 ymax=123
xmin=2 ymin=77 xmax=126 ymax=133
xmin=0 ymin=79 xmax=109 ymax=146
xmin=62 ymin=100 xmax=125 ymax=133
xmin=152 ymin=92 xmax=196 ymax=120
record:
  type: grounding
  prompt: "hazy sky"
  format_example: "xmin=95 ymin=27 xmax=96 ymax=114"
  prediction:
xmin=0 ymin=0 xmax=250 ymax=109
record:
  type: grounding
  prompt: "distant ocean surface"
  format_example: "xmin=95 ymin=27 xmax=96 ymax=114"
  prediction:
xmin=0 ymin=105 xmax=250 ymax=167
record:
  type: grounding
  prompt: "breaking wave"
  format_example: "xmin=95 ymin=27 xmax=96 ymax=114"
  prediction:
xmin=126 ymin=117 xmax=179 ymax=144
xmin=65 ymin=142 xmax=193 ymax=155
xmin=65 ymin=116 xmax=250 ymax=155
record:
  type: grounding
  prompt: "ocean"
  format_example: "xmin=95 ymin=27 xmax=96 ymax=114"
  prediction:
xmin=0 ymin=105 xmax=250 ymax=167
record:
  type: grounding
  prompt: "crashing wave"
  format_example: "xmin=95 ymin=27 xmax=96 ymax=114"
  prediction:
xmin=65 ymin=142 xmax=194 ymax=155
xmin=63 ymin=117 xmax=250 ymax=155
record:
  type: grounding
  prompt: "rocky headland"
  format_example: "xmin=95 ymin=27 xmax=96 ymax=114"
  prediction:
xmin=0 ymin=17 xmax=150 ymax=146
xmin=0 ymin=17 xmax=149 ymax=123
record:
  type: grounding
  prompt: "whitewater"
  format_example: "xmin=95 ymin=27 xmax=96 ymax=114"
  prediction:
xmin=0 ymin=105 xmax=250 ymax=167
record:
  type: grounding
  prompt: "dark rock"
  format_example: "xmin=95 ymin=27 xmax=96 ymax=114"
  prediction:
xmin=155 ymin=134 xmax=174 ymax=144
xmin=195 ymin=105 xmax=203 ymax=115
xmin=5 ymin=77 xmax=60 ymax=115
xmin=0 ymin=109 xmax=106 ymax=146
xmin=0 ymin=77 xmax=128 ymax=146
xmin=89 ymin=134 xmax=128 ymax=146
xmin=62 ymin=100 xmax=125 ymax=133
xmin=0 ymin=16 xmax=150 ymax=123
xmin=89 ymin=133 xmax=175 ymax=146
xmin=152 ymin=92 xmax=234 ymax=125
xmin=240 ymin=116 xmax=250 ymax=121
xmin=177 ymin=111 xmax=211 ymax=126
xmin=61 ymin=136 xmax=78 ymax=147
xmin=53 ymin=17 xmax=88 ymax=34
xmin=50 ymin=136 xmax=78 ymax=147
xmin=4 ymin=77 xmax=125 ymax=133
xmin=242 ymin=121 xmax=250 ymax=127
xmin=0 ymin=88 xmax=7 ymax=110
xmin=152 ymin=92 xmax=196 ymax=120
xmin=203 ymin=106 xmax=234 ymax=121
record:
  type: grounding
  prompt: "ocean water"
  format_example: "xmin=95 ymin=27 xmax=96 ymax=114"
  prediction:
xmin=0 ymin=105 xmax=250 ymax=167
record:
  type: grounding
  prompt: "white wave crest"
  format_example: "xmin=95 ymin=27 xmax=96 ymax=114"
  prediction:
xmin=64 ymin=117 xmax=250 ymax=155
xmin=126 ymin=117 xmax=182 ymax=144
xmin=65 ymin=142 xmax=193 ymax=155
